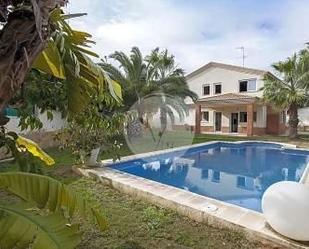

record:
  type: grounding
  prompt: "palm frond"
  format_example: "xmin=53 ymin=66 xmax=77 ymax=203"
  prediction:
xmin=32 ymin=8 xmax=122 ymax=114
xmin=263 ymin=54 xmax=308 ymax=109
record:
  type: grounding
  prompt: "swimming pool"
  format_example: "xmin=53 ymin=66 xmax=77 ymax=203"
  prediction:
xmin=110 ymin=142 xmax=309 ymax=212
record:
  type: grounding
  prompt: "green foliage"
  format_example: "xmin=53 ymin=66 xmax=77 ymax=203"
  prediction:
xmin=33 ymin=41 xmax=66 ymax=79
xmin=262 ymin=47 xmax=309 ymax=137
xmin=0 ymin=172 xmax=108 ymax=248
xmin=102 ymin=47 xmax=196 ymax=114
xmin=0 ymin=204 xmax=80 ymax=249
xmin=0 ymin=126 xmax=45 ymax=173
xmin=0 ymin=125 xmax=18 ymax=158
xmin=8 ymin=10 xmax=123 ymax=131
xmin=0 ymin=3 xmax=117 ymax=249
xmin=102 ymin=47 xmax=197 ymax=142
xmin=45 ymin=9 xmax=121 ymax=114
xmin=263 ymin=56 xmax=309 ymax=110
xmin=57 ymin=96 xmax=127 ymax=164
xmin=29 ymin=9 xmax=122 ymax=116
xmin=10 ymin=69 xmax=68 ymax=131
xmin=146 ymin=48 xmax=198 ymax=101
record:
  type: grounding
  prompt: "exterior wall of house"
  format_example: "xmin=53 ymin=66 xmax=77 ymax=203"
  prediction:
xmin=266 ymin=107 xmax=288 ymax=135
xmin=185 ymin=66 xmax=265 ymax=105
xmin=195 ymin=105 xmax=267 ymax=134
xmin=183 ymin=107 xmax=196 ymax=126
xmin=183 ymin=65 xmax=287 ymax=136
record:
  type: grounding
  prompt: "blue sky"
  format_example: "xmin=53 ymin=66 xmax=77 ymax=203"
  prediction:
xmin=69 ymin=0 xmax=309 ymax=73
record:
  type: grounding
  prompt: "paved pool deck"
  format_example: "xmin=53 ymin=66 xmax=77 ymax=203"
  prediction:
xmin=75 ymin=141 xmax=309 ymax=249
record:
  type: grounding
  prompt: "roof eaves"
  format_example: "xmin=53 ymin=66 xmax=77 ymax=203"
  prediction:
xmin=186 ymin=61 xmax=269 ymax=80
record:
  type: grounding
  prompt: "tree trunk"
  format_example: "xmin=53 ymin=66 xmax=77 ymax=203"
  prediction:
xmin=159 ymin=107 xmax=167 ymax=134
xmin=288 ymin=104 xmax=299 ymax=139
xmin=0 ymin=0 xmax=66 ymax=111
xmin=127 ymin=118 xmax=143 ymax=138
xmin=155 ymin=107 xmax=167 ymax=149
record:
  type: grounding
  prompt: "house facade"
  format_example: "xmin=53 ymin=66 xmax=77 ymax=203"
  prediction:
xmin=184 ymin=62 xmax=287 ymax=136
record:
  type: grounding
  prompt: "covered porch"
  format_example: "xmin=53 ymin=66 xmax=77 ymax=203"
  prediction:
xmin=195 ymin=93 xmax=266 ymax=137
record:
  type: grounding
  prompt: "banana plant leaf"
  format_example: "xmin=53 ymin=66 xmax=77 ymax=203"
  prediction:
xmin=16 ymin=136 xmax=55 ymax=166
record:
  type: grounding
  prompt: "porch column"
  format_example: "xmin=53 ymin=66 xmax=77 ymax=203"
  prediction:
xmin=247 ymin=104 xmax=254 ymax=136
xmin=195 ymin=104 xmax=201 ymax=134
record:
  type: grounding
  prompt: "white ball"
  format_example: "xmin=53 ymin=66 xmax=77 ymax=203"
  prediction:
xmin=262 ymin=181 xmax=309 ymax=241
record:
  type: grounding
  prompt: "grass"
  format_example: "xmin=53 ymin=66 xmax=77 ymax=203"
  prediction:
xmin=70 ymin=178 xmax=276 ymax=249
xmin=122 ymin=131 xmax=309 ymax=159
xmin=1 ymin=133 xmax=306 ymax=248
xmin=194 ymin=133 xmax=309 ymax=147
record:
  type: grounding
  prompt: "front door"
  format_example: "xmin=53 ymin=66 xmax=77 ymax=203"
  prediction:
xmin=215 ymin=112 xmax=222 ymax=132
xmin=231 ymin=113 xmax=238 ymax=133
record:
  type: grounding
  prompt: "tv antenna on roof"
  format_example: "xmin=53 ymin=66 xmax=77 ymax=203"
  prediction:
xmin=236 ymin=46 xmax=247 ymax=67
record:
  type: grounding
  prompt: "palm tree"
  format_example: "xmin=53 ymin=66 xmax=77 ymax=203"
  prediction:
xmin=0 ymin=0 xmax=67 ymax=109
xmin=102 ymin=47 xmax=197 ymax=139
xmin=146 ymin=48 xmax=197 ymax=135
xmin=263 ymin=51 xmax=309 ymax=138
xmin=101 ymin=47 xmax=149 ymax=114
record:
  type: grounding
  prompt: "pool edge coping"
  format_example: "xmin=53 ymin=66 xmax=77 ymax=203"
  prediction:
xmin=98 ymin=140 xmax=298 ymax=166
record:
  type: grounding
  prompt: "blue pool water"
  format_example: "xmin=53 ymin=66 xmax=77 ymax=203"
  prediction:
xmin=111 ymin=142 xmax=309 ymax=212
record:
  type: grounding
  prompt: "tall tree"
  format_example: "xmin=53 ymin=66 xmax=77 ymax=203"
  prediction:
xmin=0 ymin=0 xmax=66 ymax=110
xmin=102 ymin=47 xmax=197 ymax=133
xmin=146 ymin=48 xmax=197 ymax=133
xmin=102 ymin=47 xmax=149 ymax=116
xmin=263 ymin=51 xmax=309 ymax=138
xmin=0 ymin=2 xmax=121 ymax=114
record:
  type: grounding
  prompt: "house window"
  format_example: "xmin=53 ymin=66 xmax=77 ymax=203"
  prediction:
xmin=203 ymin=85 xmax=210 ymax=95
xmin=237 ymin=176 xmax=246 ymax=188
xmin=253 ymin=112 xmax=257 ymax=122
xmin=214 ymin=84 xmax=222 ymax=94
xmin=239 ymin=79 xmax=257 ymax=92
xmin=212 ymin=171 xmax=221 ymax=182
xmin=202 ymin=111 xmax=209 ymax=122
xmin=240 ymin=112 xmax=247 ymax=123
xmin=201 ymin=169 xmax=209 ymax=179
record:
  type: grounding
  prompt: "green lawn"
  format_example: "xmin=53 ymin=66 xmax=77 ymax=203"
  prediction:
xmin=194 ymin=133 xmax=309 ymax=148
xmin=1 ymin=134 xmax=304 ymax=249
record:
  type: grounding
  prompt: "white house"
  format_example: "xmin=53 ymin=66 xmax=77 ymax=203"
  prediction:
xmin=183 ymin=62 xmax=287 ymax=136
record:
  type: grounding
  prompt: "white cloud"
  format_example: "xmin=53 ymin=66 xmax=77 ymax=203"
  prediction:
xmin=68 ymin=0 xmax=309 ymax=73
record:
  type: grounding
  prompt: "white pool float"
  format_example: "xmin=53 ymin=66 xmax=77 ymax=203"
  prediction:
xmin=262 ymin=181 xmax=309 ymax=241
